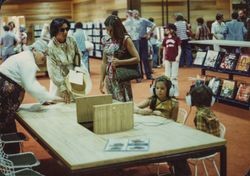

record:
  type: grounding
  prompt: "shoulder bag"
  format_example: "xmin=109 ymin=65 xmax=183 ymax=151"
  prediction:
xmin=114 ymin=36 xmax=140 ymax=82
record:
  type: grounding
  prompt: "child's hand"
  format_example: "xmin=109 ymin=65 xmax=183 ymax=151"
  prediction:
xmin=134 ymin=108 xmax=153 ymax=115
xmin=152 ymin=110 xmax=162 ymax=116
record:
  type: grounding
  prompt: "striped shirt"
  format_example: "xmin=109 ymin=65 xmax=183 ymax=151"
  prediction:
xmin=195 ymin=24 xmax=210 ymax=40
xmin=175 ymin=21 xmax=189 ymax=40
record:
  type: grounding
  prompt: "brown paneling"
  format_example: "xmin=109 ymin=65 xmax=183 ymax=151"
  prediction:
xmin=141 ymin=0 xmax=230 ymax=29
xmin=72 ymin=0 xmax=127 ymax=22
xmin=1 ymin=1 xmax=72 ymax=43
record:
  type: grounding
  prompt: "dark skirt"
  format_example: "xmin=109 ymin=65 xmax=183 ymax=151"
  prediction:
xmin=0 ymin=72 xmax=25 ymax=154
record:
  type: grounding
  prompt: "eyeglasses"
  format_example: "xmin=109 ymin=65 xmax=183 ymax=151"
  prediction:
xmin=59 ymin=27 xmax=70 ymax=33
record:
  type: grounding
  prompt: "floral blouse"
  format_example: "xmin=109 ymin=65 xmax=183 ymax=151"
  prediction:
xmin=101 ymin=36 xmax=120 ymax=79
xmin=47 ymin=36 xmax=81 ymax=93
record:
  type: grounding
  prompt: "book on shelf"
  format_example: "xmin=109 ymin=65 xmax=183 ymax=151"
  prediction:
xmin=219 ymin=52 xmax=238 ymax=70
xmin=235 ymin=83 xmax=250 ymax=103
xmin=104 ymin=137 xmax=149 ymax=152
xmin=235 ymin=54 xmax=250 ymax=72
xmin=203 ymin=50 xmax=221 ymax=68
xmin=220 ymin=79 xmax=236 ymax=99
xmin=193 ymin=51 xmax=207 ymax=66
xmin=207 ymin=77 xmax=221 ymax=95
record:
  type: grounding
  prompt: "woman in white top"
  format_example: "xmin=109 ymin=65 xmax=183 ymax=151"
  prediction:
xmin=211 ymin=13 xmax=226 ymax=51
xmin=0 ymin=39 xmax=59 ymax=154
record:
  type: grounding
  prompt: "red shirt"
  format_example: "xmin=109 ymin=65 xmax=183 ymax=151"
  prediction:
xmin=162 ymin=36 xmax=181 ymax=61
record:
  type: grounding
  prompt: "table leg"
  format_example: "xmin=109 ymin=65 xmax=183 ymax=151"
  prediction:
xmin=220 ymin=146 xmax=227 ymax=176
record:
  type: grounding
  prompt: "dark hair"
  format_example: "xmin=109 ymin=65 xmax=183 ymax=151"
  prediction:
xmin=190 ymin=85 xmax=213 ymax=107
xmin=75 ymin=22 xmax=83 ymax=29
xmin=148 ymin=17 xmax=154 ymax=22
xmin=3 ymin=25 xmax=9 ymax=31
xmin=111 ymin=10 xmax=118 ymax=16
xmin=150 ymin=76 xmax=172 ymax=110
xmin=19 ymin=26 xmax=26 ymax=32
xmin=165 ymin=23 xmax=177 ymax=32
xmin=196 ymin=17 xmax=204 ymax=25
xmin=176 ymin=15 xmax=184 ymax=21
xmin=104 ymin=15 xmax=128 ymax=45
xmin=231 ymin=11 xmax=239 ymax=19
xmin=216 ymin=13 xmax=223 ymax=20
xmin=50 ymin=18 xmax=70 ymax=37
xmin=8 ymin=21 xmax=15 ymax=28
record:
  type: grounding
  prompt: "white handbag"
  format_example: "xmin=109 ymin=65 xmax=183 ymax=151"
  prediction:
xmin=85 ymin=41 xmax=94 ymax=51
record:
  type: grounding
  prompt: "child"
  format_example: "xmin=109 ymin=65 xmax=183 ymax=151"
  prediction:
xmin=134 ymin=75 xmax=179 ymax=121
xmin=162 ymin=23 xmax=181 ymax=97
xmin=186 ymin=84 xmax=220 ymax=136
xmin=134 ymin=75 xmax=191 ymax=176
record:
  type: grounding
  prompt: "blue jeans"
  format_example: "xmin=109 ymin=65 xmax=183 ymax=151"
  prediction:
xmin=81 ymin=51 xmax=89 ymax=72
xmin=180 ymin=39 xmax=193 ymax=67
xmin=152 ymin=44 xmax=159 ymax=67
xmin=133 ymin=40 xmax=142 ymax=78
xmin=139 ymin=38 xmax=151 ymax=78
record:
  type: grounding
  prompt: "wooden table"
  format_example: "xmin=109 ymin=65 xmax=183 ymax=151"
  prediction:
xmin=16 ymin=103 xmax=227 ymax=176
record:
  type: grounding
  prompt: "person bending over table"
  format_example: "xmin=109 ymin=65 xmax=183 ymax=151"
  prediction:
xmin=0 ymin=39 xmax=60 ymax=154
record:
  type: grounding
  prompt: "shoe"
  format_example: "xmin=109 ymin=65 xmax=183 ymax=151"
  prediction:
xmin=146 ymin=77 xmax=154 ymax=80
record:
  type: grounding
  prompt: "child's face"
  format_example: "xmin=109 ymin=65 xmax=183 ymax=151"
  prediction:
xmin=155 ymin=81 xmax=168 ymax=100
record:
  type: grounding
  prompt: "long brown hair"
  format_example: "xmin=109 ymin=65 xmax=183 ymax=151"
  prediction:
xmin=104 ymin=15 xmax=128 ymax=45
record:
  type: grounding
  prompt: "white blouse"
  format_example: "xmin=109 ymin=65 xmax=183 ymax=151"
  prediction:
xmin=0 ymin=50 xmax=55 ymax=103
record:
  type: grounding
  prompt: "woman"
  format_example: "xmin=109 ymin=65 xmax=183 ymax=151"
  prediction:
xmin=47 ymin=18 xmax=84 ymax=103
xmin=195 ymin=17 xmax=210 ymax=50
xmin=99 ymin=15 xmax=140 ymax=102
xmin=0 ymin=39 xmax=59 ymax=153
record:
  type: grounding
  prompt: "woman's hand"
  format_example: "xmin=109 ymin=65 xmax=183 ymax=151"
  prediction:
xmin=99 ymin=80 xmax=105 ymax=94
xmin=62 ymin=90 xmax=71 ymax=104
xmin=111 ymin=57 xmax=120 ymax=67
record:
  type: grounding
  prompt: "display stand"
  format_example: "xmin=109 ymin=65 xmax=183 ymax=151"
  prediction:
xmin=83 ymin=22 xmax=104 ymax=59
xmin=189 ymin=40 xmax=250 ymax=110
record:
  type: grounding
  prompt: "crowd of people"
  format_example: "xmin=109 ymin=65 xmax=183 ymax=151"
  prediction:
xmin=0 ymin=8 xmax=249 ymax=175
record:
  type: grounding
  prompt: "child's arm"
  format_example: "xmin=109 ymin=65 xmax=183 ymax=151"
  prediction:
xmin=175 ymin=45 xmax=181 ymax=62
xmin=134 ymin=98 xmax=153 ymax=115
xmin=170 ymin=101 xmax=179 ymax=122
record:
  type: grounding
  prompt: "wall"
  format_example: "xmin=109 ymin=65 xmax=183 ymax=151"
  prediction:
xmin=1 ymin=0 xmax=72 ymax=43
xmin=141 ymin=0 xmax=231 ymax=29
xmin=72 ymin=0 xmax=127 ymax=22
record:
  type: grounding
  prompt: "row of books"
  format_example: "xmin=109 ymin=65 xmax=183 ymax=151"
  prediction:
xmin=193 ymin=50 xmax=250 ymax=73
xmin=204 ymin=76 xmax=250 ymax=103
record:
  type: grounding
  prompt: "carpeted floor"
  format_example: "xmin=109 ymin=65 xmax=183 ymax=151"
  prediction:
xmin=17 ymin=58 xmax=250 ymax=176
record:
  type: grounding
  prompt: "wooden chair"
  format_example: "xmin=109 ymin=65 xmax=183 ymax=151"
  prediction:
xmin=156 ymin=108 xmax=189 ymax=176
xmin=188 ymin=123 xmax=226 ymax=176
xmin=0 ymin=158 xmax=44 ymax=176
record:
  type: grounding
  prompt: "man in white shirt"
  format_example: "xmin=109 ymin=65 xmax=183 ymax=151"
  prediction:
xmin=211 ymin=13 xmax=226 ymax=51
xmin=0 ymin=39 xmax=60 ymax=154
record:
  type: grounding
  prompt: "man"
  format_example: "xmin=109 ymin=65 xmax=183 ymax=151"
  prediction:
xmin=238 ymin=9 xmax=250 ymax=41
xmin=73 ymin=22 xmax=89 ymax=71
xmin=0 ymin=25 xmax=17 ymax=61
xmin=133 ymin=9 xmax=156 ymax=80
xmin=123 ymin=10 xmax=141 ymax=83
xmin=224 ymin=11 xmax=247 ymax=41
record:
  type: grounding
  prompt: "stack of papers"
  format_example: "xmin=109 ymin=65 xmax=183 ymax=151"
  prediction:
xmin=105 ymin=138 xmax=149 ymax=152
